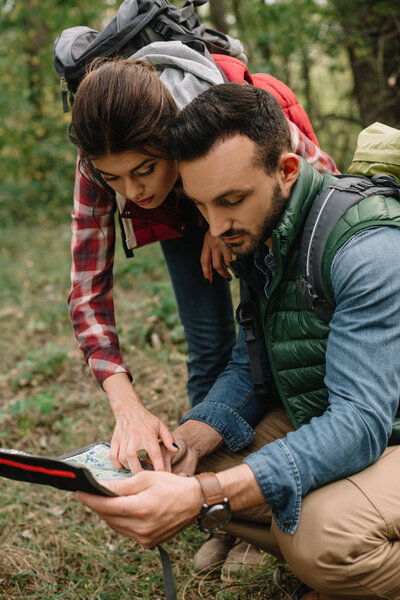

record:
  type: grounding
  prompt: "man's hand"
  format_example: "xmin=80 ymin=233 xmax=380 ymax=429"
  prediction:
xmin=161 ymin=420 xmax=224 ymax=476
xmin=201 ymin=229 xmax=235 ymax=283
xmin=76 ymin=471 xmax=204 ymax=548
xmin=104 ymin=373 xmax=178 ymax=473
xmin=76 ymin=465 xmax=266 ymax=547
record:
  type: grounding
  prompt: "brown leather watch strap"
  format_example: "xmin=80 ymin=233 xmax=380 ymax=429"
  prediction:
xmin=195 ymin=472 xmax=226 ymax=506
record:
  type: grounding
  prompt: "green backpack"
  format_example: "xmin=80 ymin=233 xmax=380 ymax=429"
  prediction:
xmin=299 ymin=122 xmax=400 ymax=321
xmin=347 ymin=122 xmax=400 ymax=184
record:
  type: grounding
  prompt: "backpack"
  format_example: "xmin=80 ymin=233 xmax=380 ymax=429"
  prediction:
xmin=53 ymin=0 xmax=246 ymax=112
xmin=242 ymin=124 xmax=400 ymax=397
xmin=299 ymin=122 xmax=400 ymax=322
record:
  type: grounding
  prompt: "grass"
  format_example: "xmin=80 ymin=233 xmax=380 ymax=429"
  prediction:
xmin=0 ymin=221 xmax=299 ymax=599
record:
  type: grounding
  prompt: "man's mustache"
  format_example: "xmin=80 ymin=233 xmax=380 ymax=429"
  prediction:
xmin=221 ymin=229 xmax=249 ymax=240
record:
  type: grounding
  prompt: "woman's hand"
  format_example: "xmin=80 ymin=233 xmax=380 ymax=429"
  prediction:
xmin=104 ymin=373 xmax=178 ymax=474
xmin=201 ymin=229 xmax=235 ymax=283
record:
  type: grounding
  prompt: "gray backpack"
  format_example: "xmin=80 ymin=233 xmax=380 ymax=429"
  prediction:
xmin=54 ymin=0 xmax=246 ymax=112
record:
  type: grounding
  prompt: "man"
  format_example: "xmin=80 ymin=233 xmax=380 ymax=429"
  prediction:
xmin=78 ymin=84 xmax=400 ymax=599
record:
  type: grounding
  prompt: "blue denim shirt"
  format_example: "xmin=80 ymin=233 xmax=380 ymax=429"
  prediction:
xmin=182 ymin=226 xmax=400 ymax=534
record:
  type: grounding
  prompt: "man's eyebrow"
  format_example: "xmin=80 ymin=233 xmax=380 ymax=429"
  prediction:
xmin=95 ymin=158 xmax=153 ymax=177
xmin=184 ymin=188 xmax=251 ymax=204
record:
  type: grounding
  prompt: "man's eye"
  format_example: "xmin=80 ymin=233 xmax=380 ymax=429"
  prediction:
xmin=226 ymin=196 xmax=244 ymax=206
xmin=137 ymin=164 xmax=155 ymax=177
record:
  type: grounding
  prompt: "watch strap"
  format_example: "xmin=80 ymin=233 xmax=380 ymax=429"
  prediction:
xmin=195 ymin=472 xmax=225 ymax=506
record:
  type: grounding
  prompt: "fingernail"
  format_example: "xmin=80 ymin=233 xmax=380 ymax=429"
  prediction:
xmin=172 ymin=443 xmax=179 ymax=450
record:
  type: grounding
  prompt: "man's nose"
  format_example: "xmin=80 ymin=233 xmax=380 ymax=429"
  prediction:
xmin=207 ymin=208 xmax=232 ymax=239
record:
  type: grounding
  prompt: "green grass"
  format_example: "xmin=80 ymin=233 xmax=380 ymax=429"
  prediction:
xmin=0 ymin=222 xmax=298 ymax=599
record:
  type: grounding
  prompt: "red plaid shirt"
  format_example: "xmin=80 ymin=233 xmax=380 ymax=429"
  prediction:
xmin=68 ymin=123 xmax=339 ymax=387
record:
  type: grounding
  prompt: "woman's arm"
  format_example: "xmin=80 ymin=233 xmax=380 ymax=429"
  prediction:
xmin=69 ymin=160 xmax=176 ymax=472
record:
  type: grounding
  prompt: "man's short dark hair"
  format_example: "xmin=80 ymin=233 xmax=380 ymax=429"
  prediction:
xmin=168 ymin=83 xmax=292 ymax=174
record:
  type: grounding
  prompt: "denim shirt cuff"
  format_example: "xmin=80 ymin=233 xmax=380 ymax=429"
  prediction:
xmin=244 ymin=438 xmax=302 ymax=534
xmin=181 ymin=401 xmax=256 ymax=452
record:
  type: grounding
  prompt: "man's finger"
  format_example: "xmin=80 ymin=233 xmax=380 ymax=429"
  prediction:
xmin=101 ymin=475 xmax=146 ymax=496
xmin=76 ymin=491 xmax=141 ymax=517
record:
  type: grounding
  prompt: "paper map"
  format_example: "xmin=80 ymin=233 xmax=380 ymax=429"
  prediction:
xmin=61 ymin=443 xmax=133 ymax=481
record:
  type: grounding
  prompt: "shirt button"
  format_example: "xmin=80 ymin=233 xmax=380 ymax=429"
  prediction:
xmin=125 ymin=211 xmax=131 ymax=216
xmin=283 ymin=520 xmax=291 ymax=528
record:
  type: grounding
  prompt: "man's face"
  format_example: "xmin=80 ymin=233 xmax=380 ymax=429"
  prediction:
xmin=179 ymin=135 xmax=291 ymax=257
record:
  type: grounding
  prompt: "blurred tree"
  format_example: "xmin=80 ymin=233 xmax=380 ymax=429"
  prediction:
xmin=209 ymin=0 xmax=229 ymax=33
xmin=329 ymin=0 xmax=400 ymax=127
xmin=0 ymin=0 xmax=115 ymax=223
xmin=207 ymin=0 xmax=399 ymax=169
xmin=0 ymin=0 xmax=397 ymax=224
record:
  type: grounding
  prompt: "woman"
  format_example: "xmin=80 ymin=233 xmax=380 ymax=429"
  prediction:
xmin=69 ymin=50 xmax=237 ymax=474
xmin=69 ymin=42 xmax=338 ymax=475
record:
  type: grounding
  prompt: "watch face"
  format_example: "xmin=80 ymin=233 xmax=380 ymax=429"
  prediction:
xmin=199 ymin=502 xmax=231 ymax=533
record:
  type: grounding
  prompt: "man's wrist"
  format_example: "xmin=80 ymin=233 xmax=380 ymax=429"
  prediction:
xmin=195 ymin=472 xmax=232 ymax=532
xmin=215 ymin=464 xmax=265 ymax=513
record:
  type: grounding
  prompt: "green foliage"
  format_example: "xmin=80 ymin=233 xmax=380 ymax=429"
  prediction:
xmin=10 ymin=345 xmax=68 ymax=390
xmin=0 ymin=0 xmax=118 ymax=224
xmin=7 ymin=390 xmax=59 ymax=416
xmin=1 ymin=0 xmax=397 ymax=224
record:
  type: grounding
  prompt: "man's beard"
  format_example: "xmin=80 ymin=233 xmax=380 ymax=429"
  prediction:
xmin=221 ymin=182 xmax=288 ymax=257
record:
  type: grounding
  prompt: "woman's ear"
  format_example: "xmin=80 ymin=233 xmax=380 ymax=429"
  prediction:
xmin=277 ymin=153 xmax=300 ymax=197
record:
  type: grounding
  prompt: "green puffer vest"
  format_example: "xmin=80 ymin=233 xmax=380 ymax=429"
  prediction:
xmin=234 ymin=159 xmax=400 ymax=444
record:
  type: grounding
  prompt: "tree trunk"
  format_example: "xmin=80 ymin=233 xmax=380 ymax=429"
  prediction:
xmin=23 ymin=5 xmax=50 ymax=127
xmin=209 ymin=0 xmax=229 ymax=34
xmin=332 ymin=0 xmax=400 ymax=127
xmin=301 ymin=48 xmax=313 ymax=118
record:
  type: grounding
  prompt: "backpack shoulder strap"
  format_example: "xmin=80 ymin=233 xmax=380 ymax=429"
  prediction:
xmin=299 ymin=174 xmax=400 ymax=322
xmin=236 ymin=280 xmax=267 ymax=396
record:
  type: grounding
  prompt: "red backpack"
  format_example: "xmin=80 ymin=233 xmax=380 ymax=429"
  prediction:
xmin=213 ymin=54 xmax=320 ymax=147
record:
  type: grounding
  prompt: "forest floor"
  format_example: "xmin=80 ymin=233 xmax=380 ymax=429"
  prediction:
xmin=0 ymin=222 xmax=302 ymax=599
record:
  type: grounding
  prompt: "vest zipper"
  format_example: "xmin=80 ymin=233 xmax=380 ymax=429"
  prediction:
xmin=262 ymin=232 xmax=300 ymax=428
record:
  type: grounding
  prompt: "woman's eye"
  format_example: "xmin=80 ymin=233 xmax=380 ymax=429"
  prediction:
xmin=137 ymin=164 xmax=155 ymax=177
xmin=102 ymin=175 xmax=117 ymax=183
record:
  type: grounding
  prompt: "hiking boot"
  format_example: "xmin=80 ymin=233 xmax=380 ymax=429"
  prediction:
xmin=193 ymin=533 xmax=235 ymax=578
xmin=221 ymin=540 xmax=265 ymax=583
xmin=273 ymin=566 xmax=311 ymax=599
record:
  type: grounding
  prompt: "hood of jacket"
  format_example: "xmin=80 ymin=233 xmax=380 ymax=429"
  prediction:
xmin=132 ymin=41 xmax=225 ymax=110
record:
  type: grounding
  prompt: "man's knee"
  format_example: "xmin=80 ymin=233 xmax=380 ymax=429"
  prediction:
xmin=273 ymin=476 xmax=400 ymax=598
xmin=274 ymin=483 xmax=351 ymax=591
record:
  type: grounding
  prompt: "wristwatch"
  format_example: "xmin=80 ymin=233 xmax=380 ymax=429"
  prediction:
xmin=195 ymin=472 xmax=232 ymax=533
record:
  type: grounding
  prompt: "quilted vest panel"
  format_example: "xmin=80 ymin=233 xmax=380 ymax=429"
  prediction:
xmin=237 ymin=161 xmax=400 ymax=443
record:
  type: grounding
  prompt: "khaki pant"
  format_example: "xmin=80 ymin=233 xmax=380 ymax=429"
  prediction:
xmin=197 ymin=408 xmax=400 ymax=600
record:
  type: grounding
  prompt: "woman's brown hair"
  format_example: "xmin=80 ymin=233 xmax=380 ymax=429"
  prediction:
xmin=70 ymin=57 xmax=178 ymax=172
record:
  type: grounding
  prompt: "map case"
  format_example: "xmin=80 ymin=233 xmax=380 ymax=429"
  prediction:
xmin=0 ymin=441 xmax=138 ymax=496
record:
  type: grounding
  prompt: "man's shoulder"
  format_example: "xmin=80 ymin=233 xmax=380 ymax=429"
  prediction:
xmin=334 ymin=225 xmax=400 ymax=264
xmin=331 ymin=226 xmax=400 ymax=299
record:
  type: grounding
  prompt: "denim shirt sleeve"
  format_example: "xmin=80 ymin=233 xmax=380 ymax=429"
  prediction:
xmin=244 ymin=227 xmax=400 ymax=534
xmin=181 ymin=326 xmax=270 ymax=452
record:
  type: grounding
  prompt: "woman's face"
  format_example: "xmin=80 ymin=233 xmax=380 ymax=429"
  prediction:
xmin=91 ymin=150 xmax=179 ymax=209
